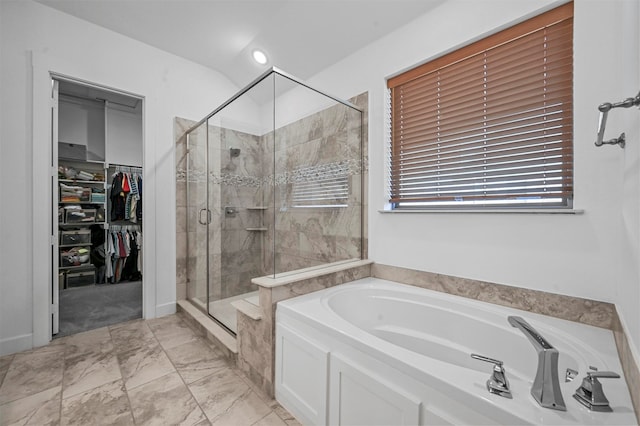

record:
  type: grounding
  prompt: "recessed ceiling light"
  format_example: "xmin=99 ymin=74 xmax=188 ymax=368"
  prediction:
xmin=252 ymin=49 xmax=268 ymax=65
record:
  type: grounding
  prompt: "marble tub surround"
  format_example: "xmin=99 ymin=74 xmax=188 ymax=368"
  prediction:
xmin=371 ymin=262 xmax=640 ymax=421
xmin=0 ymin=315 xmax=298 ymax=426
xmin=371 ymin=263 xmax=615 ymax=328
xmin=612 ymin=311 xmax=640 ymax=420
xmin=236 ymin=260 xmax=373 ymax=398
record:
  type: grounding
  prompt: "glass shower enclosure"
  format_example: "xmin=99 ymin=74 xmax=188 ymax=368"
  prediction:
xmin=184 ymin=68 xmax=363 ymax=334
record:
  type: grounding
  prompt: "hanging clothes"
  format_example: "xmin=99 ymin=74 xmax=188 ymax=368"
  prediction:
xmin=110 ymin=169 xmax=142 ymax=223
xmin=128 ymin=173 xmax=140 ymax=223
xmin=121 ymin=231 xmax=142 ymax=281
xmin=110 ymin=173 xmax=128 ymax=221
xmin=136 ymin=175 xmax=142 ymax=221
xmin=105 ymin=230 xmax=114 ymax=280
xmin=105 ymin=227 xmax=142 ymax=283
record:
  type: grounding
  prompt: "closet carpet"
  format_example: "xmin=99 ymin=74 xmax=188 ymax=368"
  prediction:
xmin=57 ymin=281 xmax=142 ymax=338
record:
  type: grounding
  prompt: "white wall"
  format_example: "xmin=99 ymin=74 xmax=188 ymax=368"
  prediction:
xmin=1 ymin=0 xmax=638 ymax=365
xmin=58 ymin=96 xmax=106 ymax=162
xmin=106 ymin=104 xmax=142 ymax=167
xmin=0 ymin=0 xmax=244 ymax=355
xmin=618 ymin=0 xmax=640 ymax=366
xmin=301 ymin=0 xmax=640 ymax=357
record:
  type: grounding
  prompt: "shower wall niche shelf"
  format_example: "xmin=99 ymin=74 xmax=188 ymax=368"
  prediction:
xmin=246 ymin=206 xmax=267 ymax=232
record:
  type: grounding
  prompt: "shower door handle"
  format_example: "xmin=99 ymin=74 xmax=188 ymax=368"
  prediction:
xmin=199 ymin=209 xmax=212 ymax=225
xmin=199 ymin=208 xmax=208 ymax=225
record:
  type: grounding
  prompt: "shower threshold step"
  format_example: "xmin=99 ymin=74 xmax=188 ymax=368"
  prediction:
xmin=177 ymin=299 xmax=237 ymax=361
xmin=246 ymin=227 xmax=267 ymax=231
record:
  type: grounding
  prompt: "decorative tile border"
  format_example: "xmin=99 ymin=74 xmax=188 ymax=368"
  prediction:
xmin=176 ymin=157 xmax=365 ymax=187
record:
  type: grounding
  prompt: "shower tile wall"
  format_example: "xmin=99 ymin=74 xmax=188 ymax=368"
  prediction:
xmin=266 ymin=92 xmax=368 ymax=274
xmin=218 ymin=127 xmax=263 ymax=298
xmin=175 ymin=91 xmax=368 ymax=304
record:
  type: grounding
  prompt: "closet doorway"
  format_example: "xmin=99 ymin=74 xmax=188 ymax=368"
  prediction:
xmin=52 ymin=77 xmax=144 ymax=338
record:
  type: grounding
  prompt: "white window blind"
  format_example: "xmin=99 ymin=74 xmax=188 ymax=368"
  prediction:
xmin=291 ymin=162 xmax=349 ymax=208
xmin=387 ymin=2 xmax=573 ymax=209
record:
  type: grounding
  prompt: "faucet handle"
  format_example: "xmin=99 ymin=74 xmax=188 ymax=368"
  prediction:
xmin=573 ymin=369 xmax=621 ymax=412
xmin=471 ymin=353 xmax=503 ymax=367
xmin=471 ymin=354 xmax=512 ymax=399
xmin=588 ymin=370 xmax=620 ymax=379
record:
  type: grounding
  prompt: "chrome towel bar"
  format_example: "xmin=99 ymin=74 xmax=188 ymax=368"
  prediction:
xmin=595 ymin=91 xmax=640 ymax=148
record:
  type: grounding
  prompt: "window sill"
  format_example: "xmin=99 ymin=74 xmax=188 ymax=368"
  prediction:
xmin=378 ymin=208 xmax=584 ymax=215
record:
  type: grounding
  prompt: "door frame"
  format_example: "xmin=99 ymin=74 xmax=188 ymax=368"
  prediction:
xmin=32 ymin=51 xmax=153 ymax=347
xmin=50 ymin=76 xmax=146 ymax=336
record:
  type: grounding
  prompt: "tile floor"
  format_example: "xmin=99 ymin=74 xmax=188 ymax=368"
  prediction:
xmin=0 ymin=315 xmax=300 ymax=426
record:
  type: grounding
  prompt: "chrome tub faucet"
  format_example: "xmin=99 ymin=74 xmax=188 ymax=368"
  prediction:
xmin=508 ymin=316 xmax=566 ymax=411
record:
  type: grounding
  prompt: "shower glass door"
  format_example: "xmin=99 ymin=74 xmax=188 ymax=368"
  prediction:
xmin=202 ymin=74 xmax=274 ymax=333
xmin=185 ymin=68 xmax=363 ymax=335
xmin=186 ymin=121 xmax=209 ymax=312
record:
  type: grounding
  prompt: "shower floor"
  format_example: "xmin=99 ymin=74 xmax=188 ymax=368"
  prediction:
xmin=192 ymin=291 xmax=259 ymax=334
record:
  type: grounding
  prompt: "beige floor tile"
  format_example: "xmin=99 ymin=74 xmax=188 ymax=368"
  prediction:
xmin=270 ymin=402 xmax=302 ymax=426
xmin=252 ymin=411 xmax=288 ymax=426
xmin=0 ymin=345 xmax=65 ymax=405
xmin=165 ymin=339 xmax=228 ymax=384
xmin=189 ymin=368 xmax=271 ymax=425
xmin=0 ymin=355 xmax=13 ymax=387
xmin=109 ymin=320 xmax=157 ymax=353
xmin=60 ymin=379 xmax=133 ymax=426
xmin=0 ymin=385 xmax=61 ymax=426
xmin=128 ymin=372 xmax=207 ymax=426
xmin=1 ymin=316 xmax=301 ymax=426
xmin=58 ymin=327 xmax=113 ymax=358
xmin=147 ymin=315 xmax=200 ymax=350
xmin=62 ymin=348 xmax=121 ymax=399
xmin=117 ymin=341 xmax=175 ymax=391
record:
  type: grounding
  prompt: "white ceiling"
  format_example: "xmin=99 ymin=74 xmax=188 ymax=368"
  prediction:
xmin=35 ymin=0 xmax=445 ymax=90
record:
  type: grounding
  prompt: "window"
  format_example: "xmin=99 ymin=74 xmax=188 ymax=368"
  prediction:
xmin=387 ymin=2 xmax=573 ymax=209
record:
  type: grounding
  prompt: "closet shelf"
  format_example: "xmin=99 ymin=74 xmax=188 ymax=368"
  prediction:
xmin=246 ymin=227 xmax=268 ymax=232
xmin=59 ymin=265 xmax=95 ymax=271
xmin=59 ymin=243 xmax=93 ymax=248
xmin=59 ymin=201 xmax=105 ymax=205
xmin=59 ymin=222 xmax=106 ymax=227
xmin=59 ymin=179 xmax=105 ymax=184
xmin=59 ymin=157 xmax=105 ymax=165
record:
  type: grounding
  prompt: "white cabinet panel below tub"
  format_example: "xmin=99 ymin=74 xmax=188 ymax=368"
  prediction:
xmin=275 ymin=323 xmax=329 ymax=426
xmin=329 ymin=353 xmax=421 ymax=426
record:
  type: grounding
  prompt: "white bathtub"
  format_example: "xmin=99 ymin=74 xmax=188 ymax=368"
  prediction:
xmin=275 ymin=278 xmax=636 ymax=425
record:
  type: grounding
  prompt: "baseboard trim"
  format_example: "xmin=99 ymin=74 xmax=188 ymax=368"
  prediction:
xmin=155 ymin=301 xmax=176 ymax=318
xmin=0 ymin=333 xmax=33 ymax=357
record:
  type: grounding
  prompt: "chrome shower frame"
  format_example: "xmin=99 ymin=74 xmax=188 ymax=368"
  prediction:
xmin=183 ymin=67 xmax=365 ymax=332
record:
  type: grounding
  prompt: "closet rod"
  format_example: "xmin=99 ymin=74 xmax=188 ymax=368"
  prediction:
xmin=109 ymin=164 xmax=143 ymax=174
xmin=108 ymin=224 xmax=141 ymax=232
